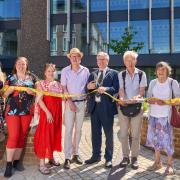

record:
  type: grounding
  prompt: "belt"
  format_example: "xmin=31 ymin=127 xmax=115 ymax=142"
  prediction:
xmin=72 ymin=99 xmax=86 ymax=102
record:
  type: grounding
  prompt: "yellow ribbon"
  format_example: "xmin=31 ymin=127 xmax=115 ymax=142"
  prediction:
xmin=2 ymin=85 xmax=180 ymax=106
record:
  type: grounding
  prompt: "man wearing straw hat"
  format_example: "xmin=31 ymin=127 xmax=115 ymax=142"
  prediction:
xmin=61 ymin=48 xmax=90 ymax=169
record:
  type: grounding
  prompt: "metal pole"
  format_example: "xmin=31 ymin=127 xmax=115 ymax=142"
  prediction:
xmin=148 ymin=0 xmax=152 ymax=53
xmin=170 ymin=0 xmax=174 ymax=54
xmin=107 ymin=0 xmax=109 ymax=53
xmin=46 ymin=0 xmax=50 ymax=41
xmin=87 ymin=0 xmax=90 ymax=54
xmin=67 ymin=0 xmax=71 ymax=51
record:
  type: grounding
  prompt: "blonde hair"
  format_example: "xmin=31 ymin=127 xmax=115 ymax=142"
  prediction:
xmin=123 ymin=51 xmax=138 ymax=60
xmin=155 ymin=61 xmax=172 ymax=76
xmin=97 ymin=52 xmax=109 ymax=61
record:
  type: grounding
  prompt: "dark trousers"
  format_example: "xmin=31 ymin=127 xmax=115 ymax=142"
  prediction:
xmin=90 ymin=103 xmax=114 ymax=161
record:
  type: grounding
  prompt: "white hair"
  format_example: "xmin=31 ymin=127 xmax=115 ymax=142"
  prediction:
xmin=97 ymin=52 xmax=109 ymax=61
xmin=123 ymin=51 xmax=138 ymax=60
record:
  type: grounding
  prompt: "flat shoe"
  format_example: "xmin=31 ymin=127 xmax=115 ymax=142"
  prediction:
xmin=39 ymin=166 xmax=51 ymax=175
xmin=148 ymin=162 xmax=162 ymax=171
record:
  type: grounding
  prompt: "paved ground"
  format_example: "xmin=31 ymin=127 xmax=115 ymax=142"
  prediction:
xmin=0 ymin=116 xmax=180 ymax=180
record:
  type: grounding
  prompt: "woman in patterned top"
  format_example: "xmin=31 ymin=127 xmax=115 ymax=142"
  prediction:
xmin=0 ymin=63 xmax=5 ymax=142
xmin=3 ymin=57 xmax=38 ymax=178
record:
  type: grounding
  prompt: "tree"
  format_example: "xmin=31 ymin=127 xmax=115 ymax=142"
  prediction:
xmin=109 ymin=26 xmax=144 ymax=55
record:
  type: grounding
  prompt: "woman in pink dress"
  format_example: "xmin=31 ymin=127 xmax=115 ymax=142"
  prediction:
xmin=34 ymin=63 xmax=63 ymax=175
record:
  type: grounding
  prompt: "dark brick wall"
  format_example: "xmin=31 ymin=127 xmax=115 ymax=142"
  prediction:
xmin=20 ymin=0 xmax=50 ymax=78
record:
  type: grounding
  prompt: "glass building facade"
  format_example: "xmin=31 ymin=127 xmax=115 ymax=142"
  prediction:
xmin=50 ymin=0 xmax=180 ymax=57
xmin=1 ymin=0 xmax=180 ymax=80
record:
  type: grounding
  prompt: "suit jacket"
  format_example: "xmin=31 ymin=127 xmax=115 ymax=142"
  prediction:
xmin=87 ymin=67 xmax=119 ymax=116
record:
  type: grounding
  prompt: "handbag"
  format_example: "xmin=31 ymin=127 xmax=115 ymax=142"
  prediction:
xmin=170 ymin=80 xmax=180 ymax=128
xmin=120 ymin=103 xmax=142 ymax=117
xmin=171 ymin=106 xmax=180 ymax=128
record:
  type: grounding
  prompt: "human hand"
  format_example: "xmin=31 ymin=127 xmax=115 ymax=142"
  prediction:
xmin=46 ymin=111 xmax=53 ymax=123
xmin=87 ymin=81 xmax=96 ymax=90
xmin=97 ymin=86 xmax=107 ymax=94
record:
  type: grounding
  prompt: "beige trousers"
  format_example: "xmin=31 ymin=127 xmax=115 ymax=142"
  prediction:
xmin=118 ymin=109 xmax=143 ymax=158
xmin=64 ymin=101 xmax=86 ymax=159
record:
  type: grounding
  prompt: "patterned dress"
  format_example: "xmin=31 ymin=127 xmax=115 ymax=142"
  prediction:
xmin=34 ymin=80 xmax=63 ymax=159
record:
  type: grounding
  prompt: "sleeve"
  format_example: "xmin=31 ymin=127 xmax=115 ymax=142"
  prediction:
xmin=60 ymin=69 xmax=67 ymax=87
xmin=105 ymin=70 xmax=119 ymax=95
xmin=172 ymin=79 xmax=180 ymax=98
xmin=118 ymin=72 xmax=123 ymax=89
xmin=147 ymin=80 xmax=154 ymax=98
xmin=4 ymin=75 xmax=11 ymax=86
xmin=140 ymin=71 xmax=147 ymax=88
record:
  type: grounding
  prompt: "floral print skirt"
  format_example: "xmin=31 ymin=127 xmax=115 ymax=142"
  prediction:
xmin=146 ymin=116 xmax=174 ymax=156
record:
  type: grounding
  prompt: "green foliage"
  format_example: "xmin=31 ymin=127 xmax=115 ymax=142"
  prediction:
xmin=109 ymin=26 xmax=144 ymax=55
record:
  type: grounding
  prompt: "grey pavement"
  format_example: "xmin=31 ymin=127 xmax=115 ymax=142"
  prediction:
xmin=0 ymin=116 xmax=180 ymax=180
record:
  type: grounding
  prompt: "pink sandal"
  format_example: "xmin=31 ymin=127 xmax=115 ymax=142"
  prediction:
xmin=39 ymin=165 xmax=51 ymax=175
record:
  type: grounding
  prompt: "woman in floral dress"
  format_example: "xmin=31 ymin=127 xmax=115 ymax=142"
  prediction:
xmin=146 ymin=61 xmax=180 ymax=176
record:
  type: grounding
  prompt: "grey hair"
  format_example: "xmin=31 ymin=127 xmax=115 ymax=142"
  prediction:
xmin=123 ymin=50 xmax=138 ymax=60
xmin=97 ymin=52 xmax=110 ymax=61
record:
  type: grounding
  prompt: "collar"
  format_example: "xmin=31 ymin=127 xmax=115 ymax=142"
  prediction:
xmin=126 ymin=67 xmax=139 ymax=76
xmin=67 ymin=65 xmax=84 ymax=73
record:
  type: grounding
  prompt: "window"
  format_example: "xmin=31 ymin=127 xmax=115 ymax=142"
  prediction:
xmin=151 ymin=19 xmax=170 ymax=53
xmin=90 ymin=23 xmax=107 ymax=55
xmin=174 ymin=19 xmax=180 ymax=53
xmin=63 ymin=37 xmax=68 ymax=52
xmin=72 ymin=0 xmax=87 ymax=13
xmin=0 ymin=30 xmax=19 ymax=57
xmin=0 ymin=0 xmax=20 ymax=20
xmin=110 ymin=0 xmax=128 ymax=11
xmin=51 ymin=0 xmax=67 ymax=14
xmin=91 ymin=0 xmax=106 ymax=12
xmin=152 ymin=0 xmax=169 ymax=8
xmin=130 ymin=0 xmax=148 ymax=9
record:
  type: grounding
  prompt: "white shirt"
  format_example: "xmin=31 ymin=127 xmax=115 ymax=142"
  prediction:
xmin=150 ymin=79 xmax=171 ymax=118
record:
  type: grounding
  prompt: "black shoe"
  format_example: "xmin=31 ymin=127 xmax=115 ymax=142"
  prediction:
xmin=131 ymin=157 xmax=139 ymax=170
xmin=4 ymin=162 xmax=13 ymax=178
xmin=105 ymin=161 xmax=112 ymax=168
xmin=71 ymin=155 xmax=83 ymax=164
xmin=119 ymin=157 xmax=130 ymax=168
xmin=63 ymin=159 xmax=71 ymax=169
xmin=85 ymin=157 xmax=101 ymax=164
xmin=13 ymin=160 xmax=25 ymax=171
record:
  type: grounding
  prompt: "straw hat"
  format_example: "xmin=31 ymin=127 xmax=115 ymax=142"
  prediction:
xmin=67 ymin=48 xmax=83 ymax=59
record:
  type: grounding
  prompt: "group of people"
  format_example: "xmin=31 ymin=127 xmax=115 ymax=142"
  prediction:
xmin=0 ymin=48 xmax=179 ymax=178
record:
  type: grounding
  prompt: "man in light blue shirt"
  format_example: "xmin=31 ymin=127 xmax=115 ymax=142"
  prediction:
xmin=118 ymin=51 xmax=147 ymax=170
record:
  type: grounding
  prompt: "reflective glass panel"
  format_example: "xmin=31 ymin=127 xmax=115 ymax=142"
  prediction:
xmin=51 ymin=0 xmax=67 ymax=14
xmin=174 ymin=19 xmax=180 ymax=53
xmin=72 ymin=0 xmax=87 ymax=12
xmin=91 ymin=0 xmax=106 ymax=12
xmin=152 ymin=0 xmax=169 ymax=8
xmin=0 ymin=0 xmax=20 ymax=20
xmin=109 ymin=21 xmax=128 ymax=55
xmin=174 ymin=0 xmax=180 ymax=7
xmin=130 ymin=0 xmax=148 ymax=9
xmin=0 ymin=30 xmax=19 ymax=57
xmin=90 ymin=22 xmax=107 ymax=55
xmin=50 ymin=23 xmax=87 ymax=56
xmin=130 ymin=21 xmax=148 ymax=54
xmin=110 ymin=0 xmax=128 ymax=11
xmin=151 ymin=19 xmax=170 ymax=53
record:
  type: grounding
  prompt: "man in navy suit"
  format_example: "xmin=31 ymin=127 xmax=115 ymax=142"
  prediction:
xmin=85 ymin=52 xmax=119 ymax=168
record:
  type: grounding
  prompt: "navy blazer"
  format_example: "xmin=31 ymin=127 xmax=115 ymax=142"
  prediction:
xmin=87 ymin=68 xmax=119 ymax=116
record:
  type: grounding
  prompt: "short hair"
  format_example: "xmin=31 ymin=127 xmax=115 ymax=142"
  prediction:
xmin=155 ymin=61 xmax=172 ymax=76
xmin=97 ymin=52 xmax=109 ymax=61
xmin=123 ymin=51 xmax=138 ymax=60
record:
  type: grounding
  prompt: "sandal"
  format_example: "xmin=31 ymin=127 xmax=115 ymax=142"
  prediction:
xmin=39 ymin=165 xmax=51 ymax=175
xmin=148 ymin=162 xmax=162 ymax=171
xmin=163 ymin=164 xmax=175 ymax=176
xmin=49 ymin=159 xmax=60 ymax=167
